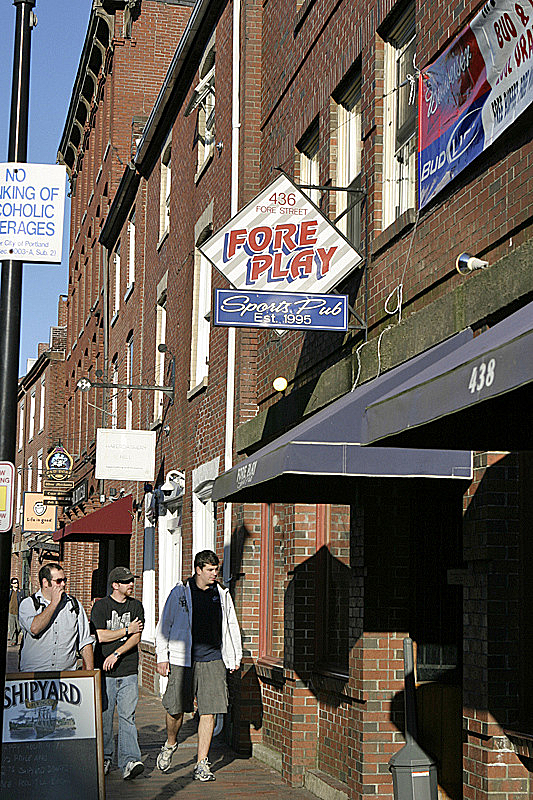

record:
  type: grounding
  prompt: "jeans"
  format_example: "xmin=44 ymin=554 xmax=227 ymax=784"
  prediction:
xmin=102 ymin=673 xmax=142 ymax=770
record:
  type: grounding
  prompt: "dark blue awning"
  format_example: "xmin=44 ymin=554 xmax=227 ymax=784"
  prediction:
xmin=362 ymin=299 xmax=533 ymax=451
xmin=212 ymin=331 xmax=473 ymax=503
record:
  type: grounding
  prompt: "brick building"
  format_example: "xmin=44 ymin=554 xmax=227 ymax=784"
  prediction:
xmin=15 ymin=0 xmax=533 ymax=798
xmin=12 ymin=297 xmax=67 ymax=592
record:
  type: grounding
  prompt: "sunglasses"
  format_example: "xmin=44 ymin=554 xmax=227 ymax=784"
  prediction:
xmin=51 ymin=577 xmax=67 ymax=584
xmin=118 ymin=579 xmax=134 ymax=585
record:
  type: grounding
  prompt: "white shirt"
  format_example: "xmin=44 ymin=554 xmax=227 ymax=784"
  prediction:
xmin=19 ymin=590 xmax=94 ymax=672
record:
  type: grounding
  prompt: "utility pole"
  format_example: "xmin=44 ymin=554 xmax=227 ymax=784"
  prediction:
xmin=0 ymin=0 xmax=36 ymax=762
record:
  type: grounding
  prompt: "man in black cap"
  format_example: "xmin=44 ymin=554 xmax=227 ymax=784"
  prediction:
xmin=91 ymin=566 xmax=145 ymax=780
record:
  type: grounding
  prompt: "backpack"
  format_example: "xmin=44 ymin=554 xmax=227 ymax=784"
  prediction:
xmin=19 ymin=593 xmax=80 ymax=669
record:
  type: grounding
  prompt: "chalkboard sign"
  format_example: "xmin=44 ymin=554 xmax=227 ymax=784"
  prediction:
xmin=1 ymin=671 xmax=104 ymax=800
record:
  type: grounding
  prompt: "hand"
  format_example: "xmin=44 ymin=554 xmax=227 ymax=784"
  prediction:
xmin=103 ymin=653 xmax=119 ymax=672
xmin=127 ymin=617 xmax=143 ymax=635
xmin=230 ymin=662 xmax=241 ymax=673
xmin=156 ymin=661 xmax=170 ymax=677
xmin=50 ymin=582 xmax=64 ymax=608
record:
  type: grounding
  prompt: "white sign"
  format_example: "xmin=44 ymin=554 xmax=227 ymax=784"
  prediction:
xmin=0 ymin=163 xmax=67 ymax=263
xmin=95 ymin=429 xmax=156 ymax=481
xmin=0 ymin=461 xmax=15 ymax=533
xmin=199 ymin=173 xmax=363 ymax=294
xmin=3 ymin=675 xmax=96 ymax=743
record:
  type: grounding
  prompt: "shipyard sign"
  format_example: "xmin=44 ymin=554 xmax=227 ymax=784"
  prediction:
xmin=419 ymin=0 xmax=533 ymax=208
xmin=199 ymin=173 xmax=363 ymax=295
xmin=0 ymin=163 xmax=67 ymax=263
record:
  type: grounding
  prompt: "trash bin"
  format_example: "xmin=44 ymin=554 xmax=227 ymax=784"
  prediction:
xmin=389 ymin=738 xmax=438 ymax=800
xmin=388 ymin=638 xmax=438 ymax=800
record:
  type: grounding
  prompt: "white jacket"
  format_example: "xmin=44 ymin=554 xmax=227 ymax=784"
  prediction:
xmin=155 ymin=580 xmax=242 ymax=670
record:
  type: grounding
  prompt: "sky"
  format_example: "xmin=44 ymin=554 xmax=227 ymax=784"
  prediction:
xmin=0 ymin=0 xmax=91 ymax=375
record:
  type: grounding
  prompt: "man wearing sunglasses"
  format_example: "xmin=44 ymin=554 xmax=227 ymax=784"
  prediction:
xmin=91 ymin=566 xmax=145 ymax=781
xmin=18 ymin=563 xmax=94 ymax=672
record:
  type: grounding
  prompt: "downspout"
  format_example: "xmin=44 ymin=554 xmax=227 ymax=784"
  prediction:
xmin=223 ymin=0 xmax=240 ymax=585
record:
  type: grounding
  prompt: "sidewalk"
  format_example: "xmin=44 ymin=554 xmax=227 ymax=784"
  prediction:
xmin=6 ymin=645 xmax=316 ymax=800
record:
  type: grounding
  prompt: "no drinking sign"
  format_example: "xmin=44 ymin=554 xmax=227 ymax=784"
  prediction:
xmin=0 ymin=163 xmax=67 ymax=263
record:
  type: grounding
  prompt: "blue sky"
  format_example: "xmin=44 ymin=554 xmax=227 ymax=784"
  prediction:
xmin=0 ymin=0 xmax=91 ymax=375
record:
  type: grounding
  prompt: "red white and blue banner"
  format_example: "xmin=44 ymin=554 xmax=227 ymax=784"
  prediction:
xmin=199 ymin=173 xmax=363 ymax=294
xmin=419 ymin=0 xmax=533 ymax=208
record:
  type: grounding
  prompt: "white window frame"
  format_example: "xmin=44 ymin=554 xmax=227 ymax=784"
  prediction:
xmin=160 ymin=142 xmax=171 ymax=239
xmin=39 ymin=375 xmax=45 ymax=432
xmin=298 ymin=122 xmax=320 ymax=206
xmin=190 ymin=249 xmax=211 ymax=390
xmin=18 ymin=402 xmax=24 ymax=450
xmin=195 ymin=66 xmax=215 ymax=174
xmin=126 ymin=335 xmax=133 ymax=430
xmin=335 ymin=74 xmax=362 ymax=247
xmin=113 ymin=241 xmax=121 ymax=317
xmin=111 ymin=359 xmax=119 ymax=430
xmin=28 ymin=391 xmax=36 ymax=441
xmin=127 ymin=209 xmax=135 ymax=289
xmin=16 ymin=467 xmax=22 ymax=525
xmin=154 ymin=295 xmax=167 ymax=421
xmin=191 ymin=458 xmax=219 ymax=571
xmin=27 ymin=456 xmax=33 ymax=492
xmin=37 ymin=449 xmax=43 ymax=492
xmin=382 ymin=5 xmax=417 ymax=228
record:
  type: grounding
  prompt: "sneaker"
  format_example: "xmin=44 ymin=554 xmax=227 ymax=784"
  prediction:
xmin=193 ymin=758 xmax=216 ymax=781
xmin=123 ymin=760 xmax=144 ymax=780
xmin=103 ymin=759 xmax=112 ymax=775
xmin=156 ymin=741 xmax=178 ymax=772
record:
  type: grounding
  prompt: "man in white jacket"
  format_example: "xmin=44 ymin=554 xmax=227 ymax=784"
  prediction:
xmin=155 ymin=549 xmax=242 ymax=781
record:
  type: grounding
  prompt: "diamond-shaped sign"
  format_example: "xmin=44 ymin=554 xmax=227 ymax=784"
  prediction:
xmin=199 ymin=173 xmax=362 ymax=294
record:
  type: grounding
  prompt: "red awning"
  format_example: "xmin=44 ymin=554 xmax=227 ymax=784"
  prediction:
xmin=53 ymin=495 xmax=133 ymax=541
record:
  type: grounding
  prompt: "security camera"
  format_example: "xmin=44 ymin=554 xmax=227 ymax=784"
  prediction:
xmin=456 ymin=252 xmax=489 ymax=275
xmin=160 ymin=470 xmax=185 ymax=507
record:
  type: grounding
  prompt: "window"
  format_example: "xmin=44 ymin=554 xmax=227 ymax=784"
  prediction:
xmin=16 ymin=467 xmax=22 ymax=525
xmin=190 ymin=248 xmax=211 ymax=390
xmin=298 ymin=121 xmax=320 ymax=206
xmin=37 ymin=449 xmax=43 ymax=492
xmin=28 ymin=391 xmax=36 ymax=441
xmin=382 ymin=4 xmax=416 ymax=227
xmin=113 ymin=241 xmax=121 ymax=317
xmin=154 ymin=293 xmax=167 ymax=421
xmin=127 ymin=209 xmax=135 ymax=289
xmin=159 ymin=141 xmax=171 ymax=239
xmin=259 ymin=504 xmax=285 ymax=662
xmin=27 ymin=457 xmax=33 ymax=492
xmin=334 ymin=72 xmax=363 ymax=249
xmin=39 ymin=376 xmax=45 ymax=432
xmin=126 ymin=334 xmax=133 ymax=430
xmin=18 ymin=403 xmax=24 ymax=450
xmin=111 ymin=358 xmax=118 ymax=429
xmin=187 ymin=39 xmax=216 ymax=177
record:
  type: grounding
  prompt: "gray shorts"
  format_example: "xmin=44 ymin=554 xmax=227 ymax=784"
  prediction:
xmin=162 ymin=659 xmax=228 ymax=717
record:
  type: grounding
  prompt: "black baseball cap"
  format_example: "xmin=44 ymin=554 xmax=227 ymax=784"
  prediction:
xmin=108 ymin=566 xmax=138 ymax=584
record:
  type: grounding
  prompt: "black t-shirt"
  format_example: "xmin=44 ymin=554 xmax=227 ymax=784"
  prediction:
xmin=189 ymin=577 xmax=222 ymax=662
xmin=91 ymin=595 xmax=144 ymax=677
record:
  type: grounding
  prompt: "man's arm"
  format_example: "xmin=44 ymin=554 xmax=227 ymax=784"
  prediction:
xmin=102 ymin=632 xmax=141 ymax=671
xmin=96 ymin=617 xmax=143 ymax=643
xmin=81 ymin=642 xmax=94 ymax=670
xmin=26 ymin=585 xmax=63 ymax=636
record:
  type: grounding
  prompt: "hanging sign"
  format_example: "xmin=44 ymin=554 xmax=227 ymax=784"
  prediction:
xmin=419 ymin=0 xmax=533 ymax=208
xmin=0 ymin=163 xmax=67 ymax=263
xmin=199 ymin=173 xmax=362 ymax=294
xmin=22 ymin=493 xmax=57 ymax=533
xmin=214 ymin=289 xmax=349 ymax=331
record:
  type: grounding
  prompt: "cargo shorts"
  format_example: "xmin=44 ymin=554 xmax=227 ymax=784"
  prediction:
xmin=162 ymin=659 xmax=228 ymax=717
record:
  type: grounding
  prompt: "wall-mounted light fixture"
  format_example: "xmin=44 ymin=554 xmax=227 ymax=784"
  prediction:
xmin=273 ymin=376 xmax=288 ymax=393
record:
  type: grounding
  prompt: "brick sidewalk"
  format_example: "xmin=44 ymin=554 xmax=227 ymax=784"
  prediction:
xmin=5 ymin=646 xmax=316 ymax=799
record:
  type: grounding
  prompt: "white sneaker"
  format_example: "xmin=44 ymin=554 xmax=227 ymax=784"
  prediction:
xmin=103 ymin=759 xmax=112 ymax=775
xmin=156 ymin=741 xmax=178 ymax=772
xmin=193 ymin=758 xmax=216 ymax=781
xmin=123 ymin=760 xmax=144 ymax=780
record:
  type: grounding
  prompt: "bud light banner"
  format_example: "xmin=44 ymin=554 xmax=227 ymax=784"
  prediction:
xmin=199 ymin=173 xmax=363 ymax=294
xmin=419 ymin=0 xmax=533 ymax=208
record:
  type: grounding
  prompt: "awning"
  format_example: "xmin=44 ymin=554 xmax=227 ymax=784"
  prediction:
xmin=53 ymin=495 xmax=133 ymax=542
xmin=212 ymin=332 xmax=474 ymax=504
xmin=362 ymin=299 xmax=533 ymax=451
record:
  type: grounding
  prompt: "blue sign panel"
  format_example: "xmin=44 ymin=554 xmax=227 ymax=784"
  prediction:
xmin=214 ymin=289 xmax=348 ymax=332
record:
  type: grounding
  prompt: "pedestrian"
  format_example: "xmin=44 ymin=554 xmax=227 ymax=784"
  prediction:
xmin=91 ymin=566 xmax=145 ymax=781
xmin=155 ymin=549 xmax=242 ymax=781
xmin=18 ymin=563 xmax=94 ymax=672
xmin=8 ymin=577 xmax=24 ymax=646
